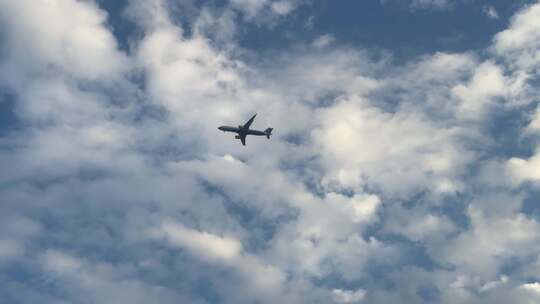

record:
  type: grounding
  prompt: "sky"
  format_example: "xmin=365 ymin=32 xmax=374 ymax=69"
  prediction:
xmin=1 ymin=0 xmax=540 ymax=303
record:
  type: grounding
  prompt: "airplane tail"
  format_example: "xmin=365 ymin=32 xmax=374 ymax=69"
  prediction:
xmin=264 ymin=128 xmax=273 ymax=139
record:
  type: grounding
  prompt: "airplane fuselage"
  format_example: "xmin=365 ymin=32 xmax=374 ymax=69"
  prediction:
xmin=218 ymin=126 xmax=267 ymax=136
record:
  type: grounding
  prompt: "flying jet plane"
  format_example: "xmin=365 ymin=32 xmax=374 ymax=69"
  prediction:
xmin=218 ymin=114 xmax=273 ymax=146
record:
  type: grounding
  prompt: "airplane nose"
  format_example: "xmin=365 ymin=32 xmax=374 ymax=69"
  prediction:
xmin=218 ymin=126 xmax=224 ymax=131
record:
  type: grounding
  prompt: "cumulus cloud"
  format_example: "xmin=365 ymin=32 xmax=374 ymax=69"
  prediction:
xmin=507 ymin=152 xmax=540 ymax=185
xmin=493 ymin=3 xmax=540 ymax=59
xmin=313 ymin=97 xmax=472 ymax=197
xmin=438 ymin=206 xmax=540 ymax=278
xmin=494 ymin=3 xmax=540 ymax=189
xmin=2 ymin=1 xmax=540 ymax=303
xmin=0 ymin=0 xmax=128 ymax=87
xmin=385 ymin=208 xmax=457 ymax=242
xmin=493 ymin=1 xmax=540 ymax=95
xmin=451 ymin=61 xmax=507 ymax=120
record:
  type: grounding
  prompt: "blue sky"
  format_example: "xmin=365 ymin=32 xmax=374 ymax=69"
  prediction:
xmin=2 ymin=0 xmax=540 ymax=303
xmin=238 ymin=1 xmax=522 ymax=55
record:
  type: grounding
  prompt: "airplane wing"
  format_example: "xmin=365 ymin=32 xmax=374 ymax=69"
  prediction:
xmin=240 ymin=135 xmax=246 ymax=146
xmin=243 ymin=114 xmax=257 ymax=129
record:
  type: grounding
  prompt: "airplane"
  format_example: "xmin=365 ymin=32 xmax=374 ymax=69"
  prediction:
xmin=218 ymin=114 xmax=273 ymax=146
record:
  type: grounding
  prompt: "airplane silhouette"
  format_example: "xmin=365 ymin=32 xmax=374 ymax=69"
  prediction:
xmin=218 ymin=114 xmax=273 ymax=146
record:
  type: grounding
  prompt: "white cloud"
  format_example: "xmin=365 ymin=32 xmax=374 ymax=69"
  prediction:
xmin=411 ymin=0 xmax=451 ymax=10
xmin=313 ymin=97 xmax=472 ymax=197
xmin=494 ymin=3 xmax=540 ymax=53
xmin=521 ymin=282 xmax=540 ymax=294
xmin=305 ymin=15 xmax=315 ymax=29
xmin=2 ymin=1 xmax=540 ymax=303
xmin=435 ymin=206 xmax=540 ymax=279
xmin=528 ymin=106 xmax=540 ymax=132
xmin=271 ymin=1 xmax=295 ymax=15
xmin=479 ymin=275 xmax=508 ymax=293
xmin=149 ymin=219 xmax=291 ymax=302
xmin=508 ymin=152 xmax=540 ymax=185
xmin=150 ymin=220 xmax=242 ymax=262
xmin=312 ymin=34 xmax=335 ymax=49
xmin=381 ymin=0 xmax=453 ymax=11
xmin=483 ymin=6 xmax=499 ymax=19
xmin=386 ymin=211 xmax=457 ymax=242
xmin=230 ymin=0 xmax=267 ymax=18
xmin=451 ymin=61 xmax=507 ymax=120
xmin=228 ymin=0 xmax=302 ymax=21
xmin=493 ymin=3 xmax=540 ymax=71
xmin=40 ymin=250 xmax=195 ymax=304
xmin=135 ymin=24 xmax=252 ymax=137
xmin=123 ymin=0 xmax=169 ymax=33
xmin=0 ymin=0 xmax=128 ymax=86
xmin=324 ymin=192 xmax=381 ymax=224
xmin=332 ymin=288 xmax=366 ymax=303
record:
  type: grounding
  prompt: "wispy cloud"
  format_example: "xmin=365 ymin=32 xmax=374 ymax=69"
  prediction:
xmin=483 ymin=6 xmax=499 ymax=19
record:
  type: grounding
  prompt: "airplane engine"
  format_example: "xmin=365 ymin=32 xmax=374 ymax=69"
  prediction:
xmin=235 ymin=135 xmax=240 ymax=139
